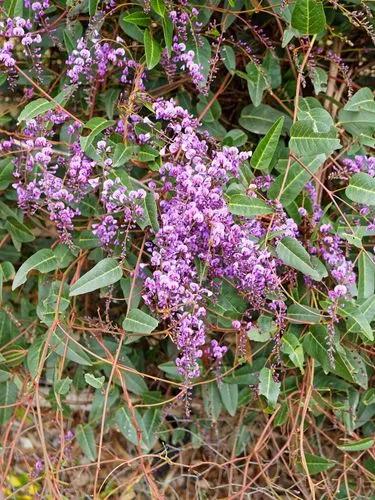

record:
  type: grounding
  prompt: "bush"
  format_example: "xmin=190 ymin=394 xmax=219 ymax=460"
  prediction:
xmin=0 ymin=0 xmax=374 ymax=498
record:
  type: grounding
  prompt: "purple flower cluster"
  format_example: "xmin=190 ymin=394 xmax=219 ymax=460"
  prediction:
xmin=343 ymin=155 xmax=375 ymax=177
xmin=66 ymin=37 xmax=145 ymax=88
xmin=0 ymin=17 xmax=42 ymax=70
xmin=162 ymin=8 xmax=206 ymax=91
xmin=318 ymin=224 xmax=356 ymax=298
xmin=8 ymin=111 xmax=96 ymax=243
xmin=92 ymin=178 xmax=146 ymax=248
xmin=144 ymin=99 xmax=284 ymax=380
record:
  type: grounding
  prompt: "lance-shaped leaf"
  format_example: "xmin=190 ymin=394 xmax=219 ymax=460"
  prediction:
xmin=297 ymin=453 xmax=335 ymax=475
xmin=258 ymin=367 xmax=280 ymax=408
xmin=290 ymin=121 xmax=341 ymax=157
xmin=218 ymin=382 xmax=238 ymax=416
xmin=144 ymin=29 xmax=162 ymax=69
xmin=251 ymin=117 xmax=284 ymax=171
xmin=344 ymin=88 xmax=375 ymax=113
xmin=281 ymin=332 xmax=304 ymax=372
xmin=76 ymin=424 xmax=97 ymax=461
xmin=337 ymin=437 xmax=374 ymax=452
xmin=276 ymin=237 xmax=325 ymax=281
xmin=13 ymin=249 xmax=58 ymax=290
xmin=291 ymin=0 xmax=326 ymax=35
xmin=18 ymin=86 xmax=74 ymax=123
xmin=346 ymin=172 xmax=375 ymax=206
xmin=123 ymin=10 xmax=150 ymax=26
xmin=287 ymin=303 xmax=322 ymax=324
xmin=69 ymin=258 xmax=122 ymax=296
xmin=151 ymin=0 xmax=166 ymax=17
xmin=80 ymin=117 xmax=115 ymax=152
xmin=0 ymin=380 xmax=18 ymax=424
xmin=51 ymin=324 xmax=93 ymax=366
xmin=244 ymin=63 xmax=269 ymax=107
xmin=239 ymin=104 xmax=291 ymax=135
xmin=269 ymin=154 xmax=325 ymax=205
xmin=358 ymin=251 xmax=375 ymax=300
xmin=123 ymin=308 xmax=158 ymax=334
xmin=227 ymin=194 xmax=273 ymax=217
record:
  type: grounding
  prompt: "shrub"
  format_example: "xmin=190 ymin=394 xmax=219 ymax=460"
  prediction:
xmin=0 ymin=0 xmax=374 ymax=497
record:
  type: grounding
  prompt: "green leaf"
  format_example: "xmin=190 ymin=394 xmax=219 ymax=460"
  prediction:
xmin=239 ymin=104 xmax=291 ymax=135
xmin=346 ymin=172 xmax=375 ymax=206
xmin=5 ymin=217 xmax=35 ymax=247
xmin=84 ymin=373 xmax=105 ymax=389
xmin=112 ymin=144 xmax=135 ymax=168
xmin=251 ymin=117 xmax=284 ymax=171
xmin=223 ymin=129 xmax=248 ymax=147
xmin=162 ymin=17 xmax=173 ymax=56
xmin=258 ymin=367 xmax=280 ymax=409
xmin=137 ymin=145 xmax=159 ymax=162
xmin=220 ymin=45 xmax=236 ymax=74
xmin=227 ymin=194 xmax=273 ymax=217
xmin=291 ymin=0 xmax=326 ymax=35
xmin=80 ymin=118 xmax=115 ymax=152
xmin=4 ymin=0 xmax=23 ymax=17
xmin=123 ymin=308 xmax=158 ymax=334
xmin=337 ymin=437 xmax=374 ymax=452
xmin=287 ymin=304 xmax=321 ymax=324
xmin=274 ymin=402 xmax=289 ymax=426
xmin=69 ymin=258 xmax=122 ymax=296
xmin=144 ymin=192 xmax=160 ymax=232
xmin=0 ymin=380 xmax=18 ymax=424
xmin=18 ymin=98 xmax=53 ymax=123
xmin=333 ymin=346 xmax=368 ymax=389
xmin=344 ymin=88 xmax=375 ymax=113
xmin=218 ymin=382 xmax=238 ymax=416
xmin=139 ymin=408 xmax=161 ymax=451
xmin=290 ymin=122 xmax=341 ymax=157
xmin=298 ymin=98 xmax=334 ymax=132
xmin=358 ymin=252 xmax=375 ymax=300
xmin=54 ymin=377 xmax=72 ymax=396
xmin=262 ymin=52 xmax=281 ymax=89
xmin=338 ymin=302 xmax=373 ymax=341
xmin=0 ymin=261 xmax=14 ymax=303
xmin=276 ymin=237 xmax=325 ymax=281
xmin=17 ymin=87 xmax=74 ymax=123
xmin=144 ymin=29 xmax=162 ymax=70
xmin=0 ymin=158 xmax=14 ymax=190
xmin=116 ymin=407 xmax=138 ymax=446
xmin=51 ymin=324 xmax=92 ymax=366
xmin=281 ymin=332 xmax=304 ymax=372
xmin=244 ymin=63 xmax=269 ymax=107
xmin=73 ymin=230 xmax=100 ymax=249
xmin=26 ymin=336 xmax=45 ymax=379
xmin=76 ymin=424 xmax=97 ymax=461
xmin=203 ymin=382 xmax=222 ymax=421
xmin=89 ymin=0 xmax=99 ymax=16
xmin=363 ymin=388 xmax=375 ymax=406
xmin=0 ymin=262 xmax=15 ymax=282
xmin=303 ymin=325 xmax=330 ymax=373
xmin=123 ymin=10 xmax=151 ymax=27
xmin=122 ymin=355 xmax=148 ymax=395
xmin=338 ymin=106 xmax=375 ymax=142
xmin=151 ymin=0 xmax=166 ymax=17
xmin=13 ymin=249 xmax=58 ymax=290
xmin=311 ymin=67 xmax=328 ymax=95
xmin=297 ymin=453 xmax=335 ymax=475
xmin=268 ymin=154 xmax=325 ymax=205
